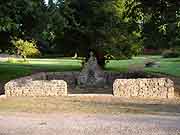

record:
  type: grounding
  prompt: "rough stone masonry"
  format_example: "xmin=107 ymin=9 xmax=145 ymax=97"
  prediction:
xmin=5 ymin=76 xmax=67 ymax=97
xmin=113 ymin=78 xmax=174 ymax=99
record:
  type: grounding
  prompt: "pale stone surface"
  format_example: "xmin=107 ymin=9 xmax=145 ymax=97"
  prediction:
xmin=5 ymin=76 xmax=67 ymax=97
xmin=113 ymin=78 xmax=175 ymax=99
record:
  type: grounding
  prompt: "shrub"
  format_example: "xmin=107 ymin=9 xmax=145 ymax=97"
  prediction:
xmin=11 ymin=39 xmax=40 ymax=61
xmin=131 ymin=43 xmax=143 ymax=56
xmin=162 ymin=50 xmax=180 ymax=58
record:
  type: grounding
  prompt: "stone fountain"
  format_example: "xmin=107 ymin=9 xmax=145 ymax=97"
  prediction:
xmin=78 ymin=52 xmax=106 ymax=88
xmin=4 ymin=51 xmax=175 ymax=98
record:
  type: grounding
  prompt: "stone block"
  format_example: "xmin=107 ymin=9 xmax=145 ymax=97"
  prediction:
xmin=5 ymin=77 xmax=68 ymax=97
xmin=113 ymin=78 xmax=175 ymax=99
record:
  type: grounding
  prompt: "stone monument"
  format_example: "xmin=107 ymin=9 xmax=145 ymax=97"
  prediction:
xmin=78 ymin=52 xmax=106 ymax=87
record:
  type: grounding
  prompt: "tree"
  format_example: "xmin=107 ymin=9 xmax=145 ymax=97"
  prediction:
xmin=59 ymin=0 xmax=142 ymax=66
xmin=125 ymin=0 xmax=180 ymax=50
xmin=0 ymin=0 xmax=49 ymax=52
xmin=0 ymin=0 xmax=143 ymax=67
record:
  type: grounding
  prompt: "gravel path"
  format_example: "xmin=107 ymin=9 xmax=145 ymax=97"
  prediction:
xmin=0 ymin=113 xmax=180 ymax=135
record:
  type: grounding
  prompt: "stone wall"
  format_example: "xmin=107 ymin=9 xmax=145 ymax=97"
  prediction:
xmin=113 ymin=78 xmax=174 ymax=99
xmin=5 ymin=73 xmax=67 ymax=97
xmin=4 ymin=72 xmax=175 ymax=98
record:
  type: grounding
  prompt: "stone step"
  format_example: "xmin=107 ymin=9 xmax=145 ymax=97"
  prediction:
xmin=68 ymin=94 xmax=113 ymax=97
xmin=68 ymin=88 xmax=113 ymax=94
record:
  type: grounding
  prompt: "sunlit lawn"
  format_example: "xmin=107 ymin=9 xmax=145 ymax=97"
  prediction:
xmin=0 ymin=55 xmax=179 ymax=82
xmin=0 ymin=58 xmax=82 ymax=81
xmin=106 ymin=55 xmax=180 ymax=77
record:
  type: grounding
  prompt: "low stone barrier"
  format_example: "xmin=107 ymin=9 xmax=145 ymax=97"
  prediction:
xmin=4 ymin=71 xmax=175 ymax=99
xmin=113 ymin=78 xmax=174 ymax=99
xmin=5 ymin=75 xmax=67 ymax=97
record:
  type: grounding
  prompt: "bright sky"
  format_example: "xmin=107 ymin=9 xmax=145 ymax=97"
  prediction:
xmin=45 ymin=0 xmax=48 ymax=5
xmin=44 ymin=0 xmax=58 ymax=5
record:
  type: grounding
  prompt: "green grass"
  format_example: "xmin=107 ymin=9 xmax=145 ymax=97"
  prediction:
xmin=106 ymin=55 xmax=180 ymax=77
xmin=0 ymin=58 xmax=82 ymax=81
xmin=0 ymin=55 xmax=179 ymax=82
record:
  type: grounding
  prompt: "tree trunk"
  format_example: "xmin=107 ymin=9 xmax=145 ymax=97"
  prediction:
xmin=96 ymin=51 xmax=106 ymax=69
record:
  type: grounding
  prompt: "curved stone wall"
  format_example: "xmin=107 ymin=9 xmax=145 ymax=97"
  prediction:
xmin=113 ymin=78 xmax=174 ymax=99
xmin=5 ymin=73 xmax=67 ymax=97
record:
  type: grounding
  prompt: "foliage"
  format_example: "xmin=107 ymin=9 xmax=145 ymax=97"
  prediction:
xmin=0 ymin=0 xmax=179 ymax=67
xmin=11 ymin=39 xmax=40 ymax=61
xmin=60 ymin=0 xmax=142 ymax=66
xmin=125 ymin=0 xmax=180 ymax=50
xmin=0 ymin=0 xmax=142 ymax=60
xmin=0 ymin=0 xmax=49 ymax=52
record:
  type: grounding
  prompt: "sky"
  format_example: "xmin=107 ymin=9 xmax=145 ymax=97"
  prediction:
xmin=45 ymin=0 xmax=48 ymax=5
xmin=45 ymin=0 xmax=58 ymax=5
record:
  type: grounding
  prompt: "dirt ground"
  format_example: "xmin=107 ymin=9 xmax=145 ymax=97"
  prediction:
xmin=0 ymin=73 xmax=180 ymax=135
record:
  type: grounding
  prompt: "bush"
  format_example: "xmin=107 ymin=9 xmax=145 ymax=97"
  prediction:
xmin=11 ymin=39 xmax=40 ymax=61
xmin=131 ymin=43 xmax=143 ymax=56
xmin=162 ymin=50 xmax=180 ymax=58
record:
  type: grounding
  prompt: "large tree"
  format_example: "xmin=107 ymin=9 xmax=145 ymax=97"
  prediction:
xmin=58 ymin=0 xmax=141 ymax=66
xmin=0 ymin=0 xmax=142 ymax=66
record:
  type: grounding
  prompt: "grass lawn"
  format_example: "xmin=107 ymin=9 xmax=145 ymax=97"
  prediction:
xmin=0 ymin=55 xmax=179 ymax=82
xmin=106 ymin=55 xmax=180 ymax=77
xmin=0 ymin=58 xmax=82 ymax=81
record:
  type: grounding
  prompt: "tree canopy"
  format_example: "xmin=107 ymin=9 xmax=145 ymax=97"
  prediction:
xmin=126 ymin=0 xmax=180 ymax=49
xmin=0 ymin=0 xmax=179 ymax=60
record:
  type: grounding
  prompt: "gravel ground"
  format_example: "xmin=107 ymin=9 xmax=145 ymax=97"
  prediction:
xmin=0 ymin=113 xmax=180 ymax=135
